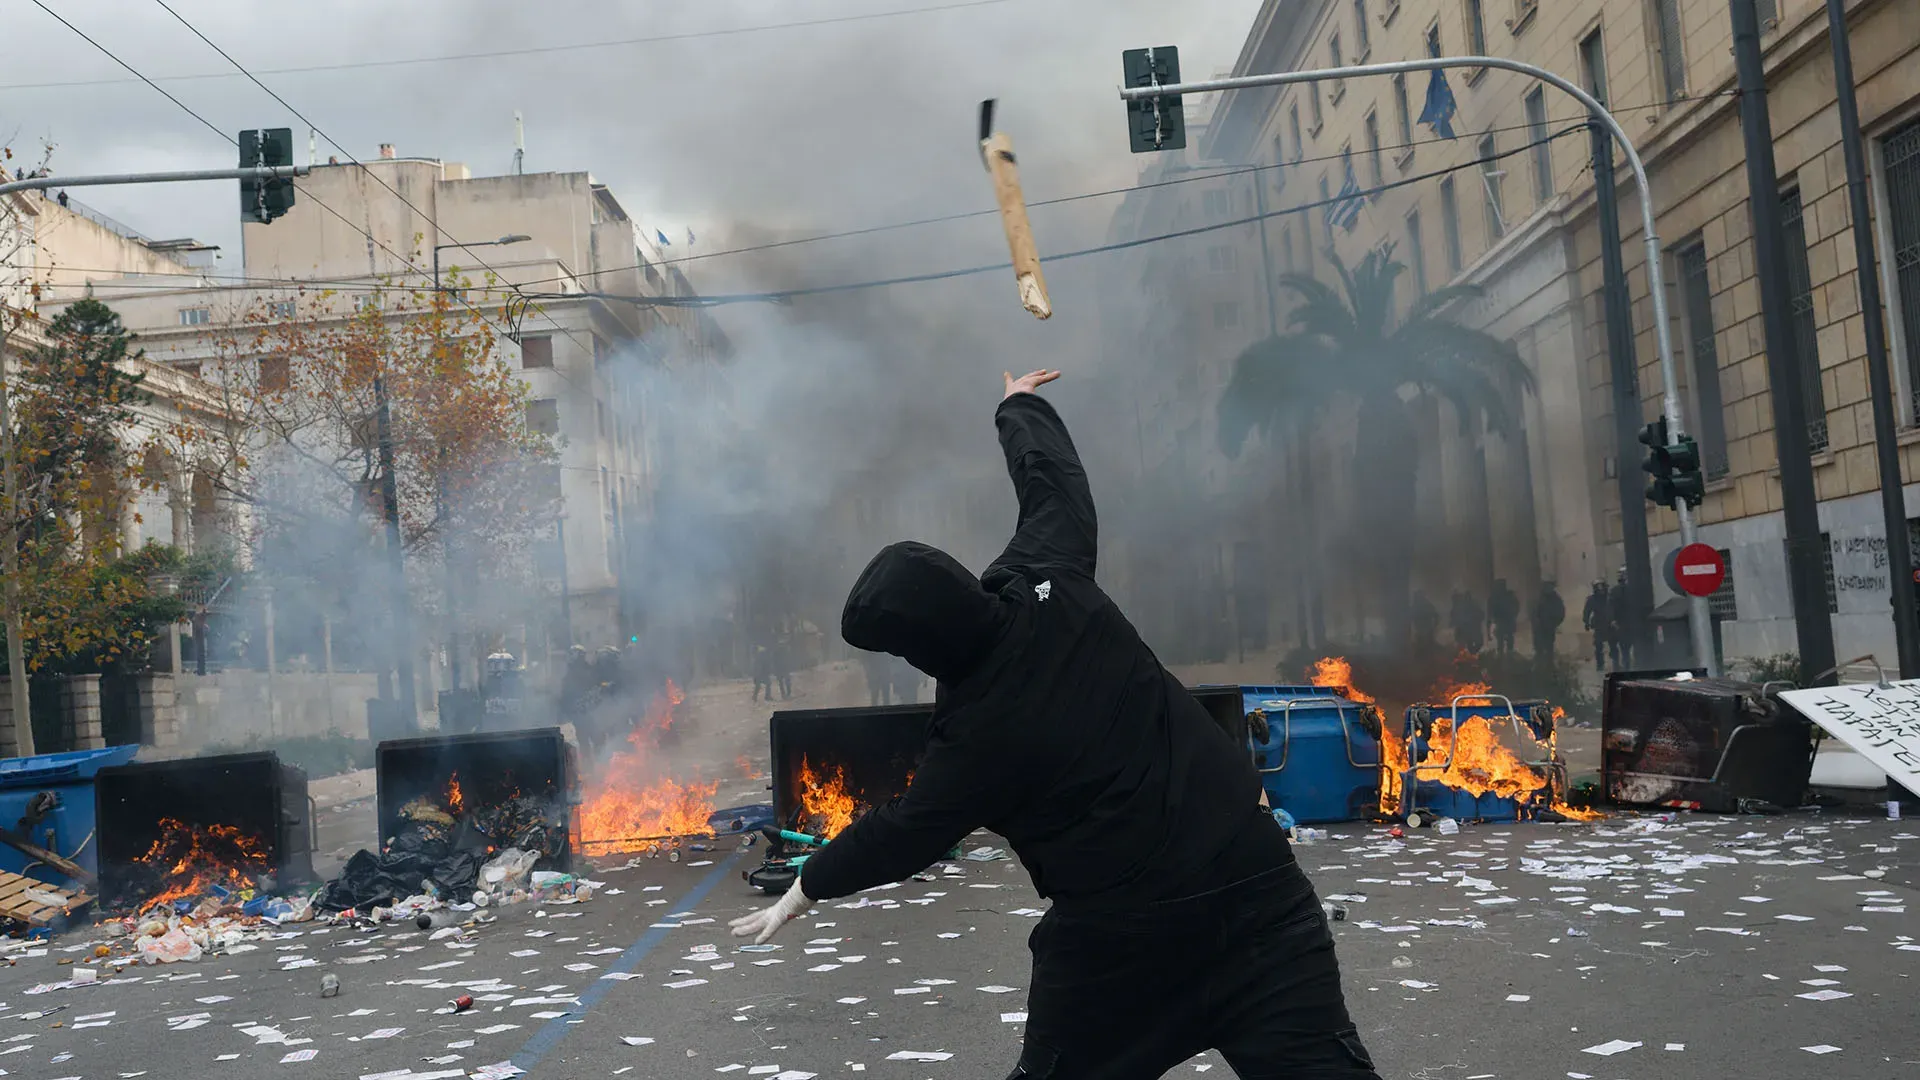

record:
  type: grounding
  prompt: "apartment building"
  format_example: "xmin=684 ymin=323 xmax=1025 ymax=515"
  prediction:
xmin=43 ymin=152 xmax=730 ymax=668
xmin=1155 ymin=0 xmax=1920 ymax=664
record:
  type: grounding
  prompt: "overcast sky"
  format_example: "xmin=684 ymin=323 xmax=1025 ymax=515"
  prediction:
xmin=6 ymin=0 xmax=1263 ymax=290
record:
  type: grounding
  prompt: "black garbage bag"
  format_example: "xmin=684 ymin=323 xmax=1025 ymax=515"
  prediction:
xmin=317 ymin=825 xmax=490 ymax=911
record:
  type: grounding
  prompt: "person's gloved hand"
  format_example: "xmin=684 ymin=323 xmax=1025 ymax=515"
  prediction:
xmin=728 ymin=877 xmax=814 ymax=945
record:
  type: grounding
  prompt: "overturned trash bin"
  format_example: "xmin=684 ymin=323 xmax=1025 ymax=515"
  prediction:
xmin=1234 ymin=685 xmax=1382 ymax=824
xmin=1400 ymin=696 xmax=1560 ymax=823
xmin=1602 ymin=675 xmax=1814 ymax=812
xmin=94 ymin=751 xmax=314 ymax=911
xmin=0 ymin=745 xmax=140 ymax=887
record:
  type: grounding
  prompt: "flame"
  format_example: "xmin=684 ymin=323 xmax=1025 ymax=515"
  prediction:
xmin=135 ymin=818 xmax=270 ymax=914
xmin=447 ymin=772 xmax=465 ymax=816
xmin=1308 ymin=657 xmax=1375 ymax=705
xmin=576 ymin=679 xmax=718 ymax=855
xmin=797 ymin=755 xmax=861 ymax=840
xmin=735 ymin=755 xmax=766 ymax=781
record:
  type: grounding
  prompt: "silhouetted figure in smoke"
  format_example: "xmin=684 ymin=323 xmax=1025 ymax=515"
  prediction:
xmin=1449 ymin=590 xmax=1484 ymax=654
xmin=1531 ymin=582 xmax=1565 ymax=664
xmin=773 ymin=624 xmax=795 ymax=701
xmin=1487 ymin=579 xmax=1520 ymax=655
xmin=891 ymin=655 xmax=923 ymax=705
xmin=561 ymin=644 xmax=595 ymax=725
xmin=731 ymin=370 xmax=1383 ymax=1080
xmin=862 ymin=650 xmax=894 ymax=707
xmin=1409 ymin=591 xmax=1440 ymax=654
xmin=1582 ymin=580 xmax=1612 ymax=672
xmin=750 ymin=624 xmax=774 ymax=703
xmin=1607 ymin=568 xmax=1634 ymax=670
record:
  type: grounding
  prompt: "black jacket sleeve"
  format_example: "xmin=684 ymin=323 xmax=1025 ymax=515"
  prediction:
xmin=798 ymin=718 xmax=1019 ymax=901
xmin=983 ymin=393 xmax=1097 ymax=582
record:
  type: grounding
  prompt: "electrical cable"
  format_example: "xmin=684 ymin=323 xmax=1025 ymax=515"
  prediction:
xmin=543 ymin=124 xmax=1591 ymax=308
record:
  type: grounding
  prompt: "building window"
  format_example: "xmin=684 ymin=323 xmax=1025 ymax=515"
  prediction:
xmin=1526 ymin=88 xmax=1553 ymax=204
xmin=1439 ymin=176 xmax=1463 ymax=274
xmin=1207 ymin=245 xmax=1240 ymax=273
xmin=1881 ymin=118 xmax=1920 ymax=419
xmin=1329 ymin=33 xmax=1344 ymax=99
xmin=1309 ymin=81 xmax=1325 ymax=132
xmin=1319 ymin=175 xmax=1334 ymax=248
xmin=1364 ymin=112 xmax=1383 ymax=188
xmin=1479 ymin=133 xmax=1506 ymax=241
xmin=1213 ymin=302 xmax=1242 ymax=330
xmin=267 ymin=300 xmax=296 ymax=320
xmin=1709 ymin=548 xmax=1737 ymax=620
xmin=1756 ymin=0 xmax=1778 ymax=25
xmin=1203 ymin=188 xmax=1232 ymax=218
xmin=1464 ymin=0 xmax=1487 ymax=54
xmin=1271 ymin=135 xmax=1287 ymax=192
xmin=1406 ymin=209 xmax=1428 ymax=296
xmin=355 ymin=293 xmax=381 ymax=312
xmin=1290 ymin=104 xmax=1305 ymax=158
xmin=178 ymin=307 xmax=211 ymax=327
xmin=1426 ymin=22 xmax=1442 ymax=57
xmin=1579 ymin=27 xmax=1609 ymax=107
xmin=520 ymin=335 xmax=554 ymax=369
xmin=1651 ymin=0 xmax=1687 ymax=102
xmin=1353 ymin=0 xmax=1371 ymax=56
xmin=1677 ymin=242 xmax=1730 ymax=479
xmin=258 ymin=355 xmax=290 ymax=392
xmin=1392 ymin=75 xmax=1413 ymax=149
xmin=1301 ymin=213 xmax=1317 ymax=275
xmin=1781 ymin=190 xmax=1830 ymax=451
xmin=526 ymin=398 xmax=560 ymax=436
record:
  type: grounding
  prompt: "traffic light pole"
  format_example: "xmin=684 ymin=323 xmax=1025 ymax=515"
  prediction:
xmin=0 ymin=164 xmax=307 ymax=198
xmin=1120 ymin=53 xmax=1718 ymax=674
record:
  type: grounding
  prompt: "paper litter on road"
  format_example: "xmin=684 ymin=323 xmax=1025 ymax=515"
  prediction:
xmin=600 ymin=972 xmax=644 ymax=981
xmin=1580 ymin=1039 xmax=1641 ymax=1057
xmin=280 ymin=1049 xmax=318 ymax=1063
xmin=1796 ymin=989 xmax=1852 ymax=1001
xmin=1802 ymin=1045 xmax=1843 ymax=1054
xmin=621 ymin=1036 xmax=655 ymax=1046
xmin=1664 ymin=1043 xmax=1684 ymax=1051
xmin=887 ymin=1051 xmax=954 ymax=1061
xmin=665 ymin=979 xmax=708 ymax=989
xmin=474 ymin=1024 xmax=520 ymax=1035
xmin=977 ymin=985 xmax=1020 ymax=994
xmin=1505 ymin=994 xmax=1529 ymax=1002
xmin=1001 ymin=1012 xmax=1028 ymax=1023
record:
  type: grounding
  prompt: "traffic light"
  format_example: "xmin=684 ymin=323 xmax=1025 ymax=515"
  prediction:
xmin=1123 ymin=47 xmax=1186 ymax=153
xmin=240 ymin=127 xmax=296 ymax=224
xmin=1639 ymin=417 xmax=1707 ymax=509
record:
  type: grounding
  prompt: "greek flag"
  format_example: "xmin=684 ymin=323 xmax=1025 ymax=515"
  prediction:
xmin=1417 ymin=41 xmax=1459 ymax=140
xmin=1326 ymin=151 xmax=1365 ymax=231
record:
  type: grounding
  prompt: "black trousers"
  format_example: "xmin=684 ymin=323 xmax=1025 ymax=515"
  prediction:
xmin=1009 ymin=864 xmax=1381 ymax=1080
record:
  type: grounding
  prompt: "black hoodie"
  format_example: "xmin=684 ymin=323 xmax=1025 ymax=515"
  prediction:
xmin=800 ymin=393 xmax=1293 ymax=910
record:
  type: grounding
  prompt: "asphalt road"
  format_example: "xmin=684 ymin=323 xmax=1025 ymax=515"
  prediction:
xmin=4 ymin=789 xmax=1918 ymax=1078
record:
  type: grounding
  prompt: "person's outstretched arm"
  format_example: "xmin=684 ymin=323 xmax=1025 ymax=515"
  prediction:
xmin=984 ymin=369 xmax=1097 ymax=582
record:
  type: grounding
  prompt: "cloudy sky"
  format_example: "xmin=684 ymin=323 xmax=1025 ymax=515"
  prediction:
xmin=7 ymin=0 xmax=1263 ymax=287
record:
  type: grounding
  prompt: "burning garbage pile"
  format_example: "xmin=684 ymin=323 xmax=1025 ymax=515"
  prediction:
xmin=123 ymin=818 xmax=273 ymax=915
xmin=576 ymin=679 xmax=726 ymax=859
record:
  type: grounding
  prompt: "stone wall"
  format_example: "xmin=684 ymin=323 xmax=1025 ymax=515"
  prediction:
xmin=171 ymin=670 xmax=384 ymax=748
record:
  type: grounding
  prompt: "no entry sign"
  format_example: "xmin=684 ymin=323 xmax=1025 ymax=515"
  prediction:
xmin=1664 ymin=542 xmax=1726 ymax=598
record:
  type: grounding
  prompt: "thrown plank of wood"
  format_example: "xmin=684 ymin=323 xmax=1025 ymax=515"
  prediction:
xmin=980 ymin=100 xmax=1051 ymax=320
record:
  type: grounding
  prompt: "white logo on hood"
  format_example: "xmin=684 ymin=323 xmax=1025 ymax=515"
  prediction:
xmin=1035 ymin=580 xmax=1052 ymax=601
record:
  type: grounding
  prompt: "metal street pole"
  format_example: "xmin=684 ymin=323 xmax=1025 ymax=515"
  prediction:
xmin=1729 ymin=0 xmax=1838 ymax=688
xmin=1825 ymin=0 xmax=1920 ymax=680
xmin=0 ymin=165 xmax=307 ymax=198
xmin=1589 ymin=121 xmax=1658 ymax=667
xmin=1122 ymin=53 xmax=1717 ymax=673
xmin=374 ymin=375 xmax=417 ymax=721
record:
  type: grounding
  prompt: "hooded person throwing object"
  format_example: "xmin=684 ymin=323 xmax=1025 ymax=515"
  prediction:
xmin=729 ymin=370 xmax=1381 ymax=1080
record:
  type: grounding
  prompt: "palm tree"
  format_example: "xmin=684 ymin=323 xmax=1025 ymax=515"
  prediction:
xmin=1217 ymin=245 xmax=1534 ymax=653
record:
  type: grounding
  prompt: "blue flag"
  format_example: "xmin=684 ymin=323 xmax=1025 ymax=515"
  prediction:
xmin=655 ymin=229 xmax=672 ymax=246
xmin=687 ymin=227 xmax=696 ymax=246
xmin=1327 ymin=151 xmax=1365 ymax=231
xmin=1417 ymin=43 xmax=1459 ymax=140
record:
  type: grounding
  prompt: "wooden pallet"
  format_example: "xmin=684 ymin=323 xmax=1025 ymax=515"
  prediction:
xmin=0 ymin=870 xmax=90 ymax=925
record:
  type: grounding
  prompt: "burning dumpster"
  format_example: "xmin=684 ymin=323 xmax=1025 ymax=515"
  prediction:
xmin=1602 ymin=675 xmax=1814 ymax=812
xmin=375 ymin=728 xmax=578 ymax=866
xmin=1397 ymin=697 xmax=1561 ymax=823
xmin=769 ymin=703 xmax=932 ymax=840
xmin=1235 ymin=685 xmax=1383 ymax=824
xmin=94 ymin=752 xmax=314 ymax=912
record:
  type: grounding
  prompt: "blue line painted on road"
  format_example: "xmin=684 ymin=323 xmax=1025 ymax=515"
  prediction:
xmin=509 ymin=849 xmax=747 ymax=1072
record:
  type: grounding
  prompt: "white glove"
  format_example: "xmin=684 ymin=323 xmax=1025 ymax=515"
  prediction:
xmin=728 ymin=877 xmax=815 ymax=946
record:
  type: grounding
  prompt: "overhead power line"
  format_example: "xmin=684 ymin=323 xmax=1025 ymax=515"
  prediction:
xmin=3 ymin=0 xmax=1012 ymax=91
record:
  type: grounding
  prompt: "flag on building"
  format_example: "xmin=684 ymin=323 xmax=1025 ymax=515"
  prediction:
xmin=655 ymin=228 xmax=672 ymax=246
xmin=1326 ymin=151 xmax=1365 ymax=231
xmin=1417 ymin=40 xmax=1459 ymax=140
xmin=687 ymin=227 xmax=696 ymax=247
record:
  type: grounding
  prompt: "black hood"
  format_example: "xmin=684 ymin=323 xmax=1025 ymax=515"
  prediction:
xmin=841 ymin=542 xmax=1005 ymax=683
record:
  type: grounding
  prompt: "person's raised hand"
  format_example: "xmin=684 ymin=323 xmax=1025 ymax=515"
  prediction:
xmin=1003 ymin=369 xmax=1062 ymax=399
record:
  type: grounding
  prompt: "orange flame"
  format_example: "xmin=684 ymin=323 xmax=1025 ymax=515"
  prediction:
xmin=447 ymin=772 xmax=465 ymax=816
xmin=797 ymin=755 xmax=861 ymax=840
xmin=576 ymin=679 xmax=718 ymax=855
xmin=1308 ymin=657 xmax=1375 ymax=705
xmin=135 ymin=818 xmax=271 ymax=914
xmin=735 ymin=755 xmax=766 ymax=781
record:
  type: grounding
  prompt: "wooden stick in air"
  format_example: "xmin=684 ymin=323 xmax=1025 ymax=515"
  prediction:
xmin=981 ymin=132 xmax=1052 ymax=320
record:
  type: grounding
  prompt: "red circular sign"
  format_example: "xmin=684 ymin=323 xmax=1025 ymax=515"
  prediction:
xmin=1668 ymin=542 xmax=1726 ymax=598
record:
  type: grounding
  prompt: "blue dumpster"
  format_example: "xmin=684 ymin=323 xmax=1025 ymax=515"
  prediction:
xmin=1239 ymin=685 xmax=1383 ymax=824
xmin=1401 ymin=698 xmax=1558 ymax=822
xmin=0 ymin=746 xmax=141 ymax=886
